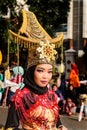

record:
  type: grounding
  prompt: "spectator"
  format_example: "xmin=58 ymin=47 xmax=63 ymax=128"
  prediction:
xmin=65 ymin=98 xmax=76 ymax=116
xmin=66 ymin=84 xmax=77 ymax=115
xmin=78 ymin=93 xmax=87 ymax=121
xmin=52 ymin=83 xmax=66 ymax=114
xmin=66 ymin=84 xmax=77 ymax=104
xmin=60 ymin=74 xmax=67 ymax=100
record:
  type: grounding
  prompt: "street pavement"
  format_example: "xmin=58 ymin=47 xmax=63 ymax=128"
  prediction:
xmin=60 ymin=114 xmax=87 ymax=130
xmin=0 ymin=106 xmax=8 ymax=127
xmin=0 ymin=106 xmax=87 ymax=130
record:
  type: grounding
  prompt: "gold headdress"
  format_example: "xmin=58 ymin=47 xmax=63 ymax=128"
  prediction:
xmin=28 ymin=40 xmax=58 ymax=68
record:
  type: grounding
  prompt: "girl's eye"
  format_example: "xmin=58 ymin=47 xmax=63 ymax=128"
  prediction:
xmin=48 ymin=71 xmax=53 ymax=74
xmin=36 ymin=69 xmax=52 ymax=73
xmin=36 ymin=69 xmax=43 ymax=72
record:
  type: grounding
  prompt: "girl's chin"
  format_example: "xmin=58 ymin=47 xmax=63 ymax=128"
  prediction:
xmin=40 ymin=86 xmax=46 ymax=88
xmin=39 ymin=84 xmax=47 ymax=87
xmin=38 ymin=83 xmax=48 ymax=87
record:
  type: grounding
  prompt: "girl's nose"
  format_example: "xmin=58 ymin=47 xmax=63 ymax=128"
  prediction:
xmin=43 ymin=73 xmax=48 ymax=78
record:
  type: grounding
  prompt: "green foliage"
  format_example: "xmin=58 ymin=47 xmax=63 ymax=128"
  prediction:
xmin=27 ymin=0 xmax=71 ymax=36
xmin=0 ymin=17 xmax=10 ymax=42
xmin=0 ymin=0 xmax=17 ymax=15
xmin=0 ymin=0 xmax=22 ymax=54
xmin=9 ymin=41 xmax=17 ymax=53
xmin=0 ymin=0 xmax=22 ymax=32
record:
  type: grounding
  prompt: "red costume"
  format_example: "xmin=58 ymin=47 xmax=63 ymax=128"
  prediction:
xmin=69 ymin=63 xmax=80 ymax=88
xmin=5 ymin=86 xmax=61 ymax=130
xmin=12 ymin=87 xmax=59 ymax=130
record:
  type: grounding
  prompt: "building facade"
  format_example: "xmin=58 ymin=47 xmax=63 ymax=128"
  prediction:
xmin=67 ymin=0 xmax=87 ymax=52
xmin=64 ymin=0 xmax=87 ymax=79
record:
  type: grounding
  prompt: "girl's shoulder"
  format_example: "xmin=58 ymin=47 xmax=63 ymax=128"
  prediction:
xmin=12 ymin=87 xmax=30 ymax=101
xmin=12 ymin=87 xmax=35 ymax=109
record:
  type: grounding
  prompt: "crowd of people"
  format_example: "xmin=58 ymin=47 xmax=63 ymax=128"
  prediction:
xmin=51 ymin=62 xmax=87 ymax=122
xmin=0 ymin=64 xmax=24 ymax=107
xmin=0 ymin=62 xmax=82 ymax=114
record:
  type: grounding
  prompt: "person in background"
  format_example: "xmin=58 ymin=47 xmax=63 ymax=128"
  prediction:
xmin=4 ymin=40 xmax=68 ymax=130
xmin=66 ymin=84 xmax=77 ymax=105
xmin=66 ymin=84 xmax=77 ymax=116
xmin=1 ymin=66 xmax=11 ymax=106
xmin=52 ymin=83 xmax=66 ymax=114
xmin=69 ymin=63 xmax=80 ymax=98
xmin=60 ymin=74 xmax=67 ymax=100
xmin=78 ymin=93 xmax=87 ymax=122
xmin=69 ymin=63 xmax=80 ymax=88
xmin=0 ymin=66 xmax=4 ymax=105
xmin=65 ymin=98 xmax=76 ymax=116
xmin=5 ymin=66 xmax=24 ymax=106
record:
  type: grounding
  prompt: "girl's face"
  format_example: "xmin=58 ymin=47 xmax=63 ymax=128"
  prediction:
xmin=34 ymin=64 xmax=53 ymax=87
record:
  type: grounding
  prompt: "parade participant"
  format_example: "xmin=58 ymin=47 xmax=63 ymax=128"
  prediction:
xmin=5 ymin=66 xmax=24 ymax=106
xmin=52 ymin=84 xmax=66 ymax=114
xmin=69 ymin=63 xmax=80 ymax=101
xmin=5 ymin=40 xmax=68 ymax=130
xmin=69 ymin=63 xmax=80 ymax=88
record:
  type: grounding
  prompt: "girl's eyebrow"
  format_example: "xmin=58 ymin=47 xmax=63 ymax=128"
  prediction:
xmin=36 ymin=67 xmax=52 ymax=70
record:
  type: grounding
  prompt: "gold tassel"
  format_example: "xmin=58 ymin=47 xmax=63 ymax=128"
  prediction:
xmin=0 ymin=50 xmax=2 ymax=65
xmin=0 ymin=127 xmax=14 ymax=130
xmin=59 ymin=62 xmax=65 ymax=73
xmin=0 ymin=127 xmax=5 ymax=130
xmin=5 ymin=66 xmax=11 ymax=80
xmin=6 ymin=128 xmax=14 ymax=130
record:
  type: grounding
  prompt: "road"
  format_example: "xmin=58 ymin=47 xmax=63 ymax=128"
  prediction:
xmin=60 ymin=114 xmax=87 ymax=130
xmin=0 ymin=106 xmax=87 ymax=130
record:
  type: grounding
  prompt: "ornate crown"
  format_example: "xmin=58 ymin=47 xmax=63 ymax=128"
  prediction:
xmin=28 ymin=40 xmax=58 ymax=67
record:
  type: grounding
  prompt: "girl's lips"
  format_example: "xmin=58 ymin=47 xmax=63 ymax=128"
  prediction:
xmin=41 ymin=81 xmax=48 ymax=84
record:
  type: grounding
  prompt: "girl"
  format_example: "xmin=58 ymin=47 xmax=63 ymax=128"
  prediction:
xmin=5 ymin=40 xmax=67 ymax=130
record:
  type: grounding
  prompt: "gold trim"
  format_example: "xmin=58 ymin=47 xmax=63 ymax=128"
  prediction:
xmin=9 ymin=9 xmax=64 ymax=49
xmin=9 ymin=30 xmax=63 ymax=48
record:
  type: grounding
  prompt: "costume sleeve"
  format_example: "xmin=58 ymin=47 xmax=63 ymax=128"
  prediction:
xmin=5 ymin=102 xmax=20 ymax=130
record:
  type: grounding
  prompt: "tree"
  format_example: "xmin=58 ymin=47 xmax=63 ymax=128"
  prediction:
xmin=27 ymin=0 xmax=71 ymax=36
xmin=0 ymin=0 xmax=71 ymax=40
xmin=0 ymin=0 xmax=24 ymax=60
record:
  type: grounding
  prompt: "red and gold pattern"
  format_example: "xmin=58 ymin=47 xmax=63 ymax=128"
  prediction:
xmin=12 ymin=88 xmax=59 ymax=130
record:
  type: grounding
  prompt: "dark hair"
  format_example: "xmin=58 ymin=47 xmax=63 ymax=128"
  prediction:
xmin=24 ymin=65 xmax=36 ymax=83
xmin=52 ymin=84 xmax=57 ymax=89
